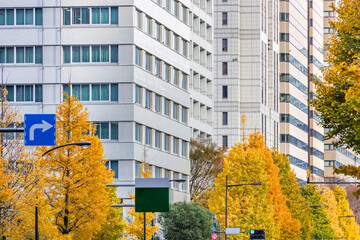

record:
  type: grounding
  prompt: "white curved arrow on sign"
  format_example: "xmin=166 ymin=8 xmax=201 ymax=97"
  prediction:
xmin=29 ymin=120 xmax=53 ymax=141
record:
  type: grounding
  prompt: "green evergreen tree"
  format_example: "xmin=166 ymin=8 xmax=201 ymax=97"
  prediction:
xmin=159 ymin=202 xmax=212 ymax=240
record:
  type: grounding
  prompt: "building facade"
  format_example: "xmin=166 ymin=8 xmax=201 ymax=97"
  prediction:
xmin=279 ymin=0 xmax=324 ymax=184
xmin=214 ymin=0 xmax=280 ymax=149
xmin=0 ymin=0 xmax=213 ymax=202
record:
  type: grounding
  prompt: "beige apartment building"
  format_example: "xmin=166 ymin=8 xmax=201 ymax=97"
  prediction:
xmin=280 ymin=0 xmax=324 ymax=185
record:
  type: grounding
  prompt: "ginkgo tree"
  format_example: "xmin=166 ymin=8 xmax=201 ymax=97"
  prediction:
xmin=333 ymin=186 xmax=360 ymax=240
xmin=122 ymin=161 xmax=158 ymax=240
xmin=0 ymin=86 xmax=41 ymax=239
xmin=35 ymin=95 xmax=114 ymax=239
xmin=208 ymin=132 xmax=300 ymax=240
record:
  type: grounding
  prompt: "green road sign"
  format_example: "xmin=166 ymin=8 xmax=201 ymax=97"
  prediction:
xmin=135 ymin=178 xmax=169 ymax=212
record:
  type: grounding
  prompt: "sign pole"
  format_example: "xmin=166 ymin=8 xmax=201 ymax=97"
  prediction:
xmin=144 ymin=212 xmax=146 ymax=240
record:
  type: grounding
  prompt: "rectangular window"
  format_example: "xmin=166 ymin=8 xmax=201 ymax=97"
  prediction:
xmin=222 ymin=112 xmax=228 ymax=125
xmin=173 ymin=137 xmax=179 ymax=154
xmin=101 ymin=8 xmax=109 ymax=24
xmin=182 ymin=5 xmax=187 ymax=23
xmin=135 ymin=123 xmax=142 ymax=142
xmin=182 ymin=73 xmax=187 ymax=90
xmin=25 ymin=9 xmax=33 ymax=25
xmin=164 ymin=134 xmax=170 ymax=151
xmin=111 ymin=84 xmax=118 ymax=102
xmin=92 ymin=8 xmax=100 ymax=24
xmin=222 ymin=39 xmax=228 ymax=52
xmin=106 ymin=160 xmax=119 ymax=178
xmin=181 ymin=175 xmax=187 ymax=191
xmin=155 ymin=58 xmax=161 ymax=77
xmin=145 ymin=127 xmax=152 ymax=145
xmin=135 ymin=85 xmax=141 ymax=104
xmin=173 ymin=69 xmax=179 ymax=86
xmin=174 ymin=35 xmax=179 ymax=52
xmin=5 ymin=85 xmax=41 ymax=102
xmin=16 ymin=9 xmax=24 ymax=25
xmin=0 ymin=46 xmax=41 ymax=65
xmin=136 ymin=10 xmax=142 ymax=29
xmin=64 ymin=8 xmax=71 ymax=25
xmin=6 ymin=9 xmax=14 ymax=25
xmin=146 ymin=15 xmax=151 ymax=35
xmin=181 ymin=107 xmax=187 ymax=123
xmin=155 ymin=94 xmax=161 ymax=113
xmin=280 ymin=13 xmax=289 ymax=21
xmin=182 ymin=40 xmax=187 ymax=57
xmin=35 ymin=46 xmax=42 ymax=64
xmin=173 ymin=103 xmax=179 ymax=120
xmin=222 ymin=62 xmax=228 ymax=75
xmin=111 ymin=7 xmax=118 ymax=24
xmin=111 ymin=45 xmax=118 ymax=63
xmin=222 ymin=12 xmax=228 ymax=25
xmin=81 ymin=8 xmax=90 ymax=24
xmin=173 ymin=172 xmax=179 ymax=189
xmin=280 ymin=33 xmax=289 ymax=42
xmin=155 ymin=130 xmax=161 ymax=148
xmin=164 ymin=98 xmax=170 ymax=116
xmin=94 ymin=122 xmax=117 ymax=140
xmin=63 ymin=46 xmax=70 ymax=63
xmin=16 ymin=47 xmax=24 ymax=63
xmin=164 ymin=63 xmax=170 ymax=81
xmin=0 ymin=9 xmax=5 ymax=25
xmin=145 ymin=52 xmax=151 ymax=71
xmin=223 ymin=135 xmax=228 ymax=147
xmin=145 ymin=90 xmax=151 ymax=109
xmin=135 ymin=47 xmax=141 ymax=66
xmin=280 ymin=53 xmax=290 ymax=62
xmin=155 ymin=167 xmax=161 ymax=178
xmin=165 ymin=28 xmax=170 ymax=46
xmin=222 ymin=86 xmax=228 ymax=98
xmin=135 ymin=162 xmax=141 ymax=178
xmin=165 ymin=169 xmax=170 ymax=181
xmin=155 ymin=22 xmax=161 ymax=40
xmin=181 ymin=140 xmax=187 ymax=157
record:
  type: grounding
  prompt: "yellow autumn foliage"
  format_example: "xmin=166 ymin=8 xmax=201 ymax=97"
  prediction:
xmin=321 ymin=188 xmax=344 ymax=238
xmin=34 ymin=95 xmax=114 ymax=239
xmin=122 ymin=161 xmax=159 ymax=240
xmin=333 ymin=186 xmax=360 ymax=240
xmin=208 ymin=132 xmax=300 ymax=240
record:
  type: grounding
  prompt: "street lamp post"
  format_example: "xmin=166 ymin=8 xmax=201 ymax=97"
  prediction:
xmin=36 ymin=141 xmax=91 ymax=240
xmin=225 ymin=175 xmax=262 ymax=240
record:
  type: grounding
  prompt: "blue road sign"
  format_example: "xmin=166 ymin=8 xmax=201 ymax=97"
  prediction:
xmin=24 ymin=114 xmax=56 ymax=146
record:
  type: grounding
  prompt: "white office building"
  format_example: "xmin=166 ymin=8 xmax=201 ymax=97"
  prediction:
xmin=214 ymin=0 xmax=280 ymax=149
xmin=0 ymin=0 xmax=213 ymax=203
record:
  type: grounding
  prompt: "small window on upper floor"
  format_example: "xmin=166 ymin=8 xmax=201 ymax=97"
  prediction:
xmin=222 ymin=85 xmax=228 ymax=99
xmin=222 ymin=12 xmax=228 ymax=25
xmin=222 ymin=62 xmax=228 ymax=75
xmin=222 ymin=39 xmax=228 ymax=52
xmin=280 ymin=13 xmax=289 ymax=21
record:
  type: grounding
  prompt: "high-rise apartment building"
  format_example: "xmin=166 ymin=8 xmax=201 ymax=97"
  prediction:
xmin=0 ymin=0 xmax=213 ymax=202
xmin=279 ymin=0 xmax=324 ymax=184
xmin=323 ymin=0 xmax=360 ymax=182
xmin=214 ymin=0 xmax=280 ymax=149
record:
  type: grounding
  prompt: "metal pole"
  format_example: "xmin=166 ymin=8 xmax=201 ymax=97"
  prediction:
xmin=35 ymin=205 xmax=39 ymax=240
xmin=225 ymin=175 xmax=228 ymax=240
xmin=144 ymin=212 xmax=146 ymax=240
